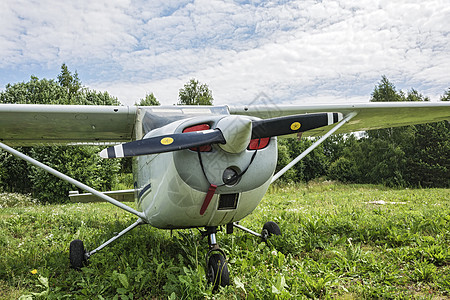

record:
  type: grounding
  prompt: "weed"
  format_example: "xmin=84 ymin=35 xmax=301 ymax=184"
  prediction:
xmin=410 ymin=261 xmax=437 ymax=283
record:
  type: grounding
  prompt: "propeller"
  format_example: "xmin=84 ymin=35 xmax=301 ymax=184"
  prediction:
xmin=99 ymin=129 xmax=225 ymax=158
xmin=251 ymin=112 xmax=343 ymax=139
xmin=100 ymin=112 xmax=343 ymax=158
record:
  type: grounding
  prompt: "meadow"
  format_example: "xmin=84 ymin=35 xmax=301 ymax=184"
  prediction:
xmin=0 ymin=182 xmax=449 ymax=299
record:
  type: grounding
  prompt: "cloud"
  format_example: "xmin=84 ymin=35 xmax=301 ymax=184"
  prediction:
xmin=0 ymin=0 xmax=449 ymax=106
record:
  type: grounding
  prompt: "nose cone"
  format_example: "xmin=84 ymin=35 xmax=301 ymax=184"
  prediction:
xmin=216 ymin=116 xmax=252 ymax=153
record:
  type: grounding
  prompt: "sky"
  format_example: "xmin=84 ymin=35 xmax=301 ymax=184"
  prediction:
xmin=0 ymin=0 xmax=449 ymax=106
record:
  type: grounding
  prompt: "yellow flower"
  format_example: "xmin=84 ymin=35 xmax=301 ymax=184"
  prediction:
xmin=31 ymin=269 xmax=38 ymax=275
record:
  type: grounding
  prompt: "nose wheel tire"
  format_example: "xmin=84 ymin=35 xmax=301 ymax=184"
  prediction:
xmin=261 ymin=221 xmax=281 ymax=242
xmin=69 ymin=239 xmax=86 ymax=269
xmin=207 ymin=253 xmax=230 ymax=290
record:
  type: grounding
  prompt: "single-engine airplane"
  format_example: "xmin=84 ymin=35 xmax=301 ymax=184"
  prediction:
xmin=0 ymin=101 xmax=449 ymax=288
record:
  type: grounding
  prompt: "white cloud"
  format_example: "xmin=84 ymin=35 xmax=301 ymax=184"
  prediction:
xmin=0 ymin=0 xmax=449 ymax=106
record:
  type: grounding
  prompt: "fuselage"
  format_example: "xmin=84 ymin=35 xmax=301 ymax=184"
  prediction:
xmin=133 ymin=114 xmax=278 ymax=229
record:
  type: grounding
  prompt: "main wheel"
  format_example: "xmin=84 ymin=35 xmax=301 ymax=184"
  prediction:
xmin=69 ymin=239 xmax=86 ymax=269
xmin=261 ymin=221 xmax=281 ymax=242
xmin=207 ymin=253 xmax=230 ymax=290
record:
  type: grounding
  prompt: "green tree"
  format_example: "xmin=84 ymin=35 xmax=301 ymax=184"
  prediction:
xmin=327 ymin=135 xmax=361 ymax=183
xmin=440 ymin=88 xmax=450 ymax=101
xmin=364 ymin=77 xmax=411 ymax=185
xmin=0 ymin=76 xmax=68 ymax=104
xmin=178 ymin=79 xmax=213 ymax=105
xmin=402 ymin=88 xmax=449 ymax=187
xmin=404 ymin=122 xmax=449 ymax=187
xmin=406 ymin=88 xmax=430 ymax=102
xmin=322 ymin=134 xmax=347 ymax=164
xmin=58 ymin=63 xmax=82 ymax=96
xmin=284 ymin=137 xmax=329 ymax=182
xmin=333 ymin=77 xmax=449 ymax=188
xmin=328 ymin=157 xmax=360 ymax=183
xmin=275 ymin=139 xmax=297 ymax=182
xmin=137 ymin=93 xmax=160 ymax=106
xmin=0 ymin=149 xmax=32 ymax=193
xmin=29 ymin=146 xmax=120 ymax=202
xmin=371 ymin=75 xmax=404 ymax=102
xmin=0 ymin=65 xmax=122 ymax=202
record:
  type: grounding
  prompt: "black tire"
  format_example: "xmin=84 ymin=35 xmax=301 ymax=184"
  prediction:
xmin=207 ymin=253 xmax=230 ymax=290
xmin=263 ymin=221 xmax=282 ymax=236
xmin=70 ymin=239 xmax=86 ymax=269
xmin=262 ymin=221 xmax=281 ymax=242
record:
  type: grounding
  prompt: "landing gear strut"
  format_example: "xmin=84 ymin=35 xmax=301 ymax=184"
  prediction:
xmin=69 ymin=219 xmax=144 ymax=269
xmin=232 ymin=221 xmax=281 ymax=242
xmin=203 ymin=226 xmax=230 ymax=290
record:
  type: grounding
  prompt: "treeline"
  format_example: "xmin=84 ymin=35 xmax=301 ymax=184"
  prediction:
xmin=0 ymin=67 xmax=448 ymax=204
xmin=0 ymin=65 xmax=123 ymax=202
xmin=277 ymin=77 xmax=449 ymax=188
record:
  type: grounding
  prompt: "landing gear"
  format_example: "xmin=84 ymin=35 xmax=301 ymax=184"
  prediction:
xmin=207 ymin=253 xmax=230 ymax=290
xmin=261 ymin=221 xmax=281 ymax=242
xmin=69 ymin=219 xmax=144 ymax=269
xmin=232 ymin=221 xmax=281 ymax=242
xmin=203 ymin=226 xmax=230 ymax=290
xmin=69 ymin=239 xmax=87 ymax=269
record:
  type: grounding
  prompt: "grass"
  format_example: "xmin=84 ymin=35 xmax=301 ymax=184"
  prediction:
xmin=0 ymin=182 xmax=449 ymax=299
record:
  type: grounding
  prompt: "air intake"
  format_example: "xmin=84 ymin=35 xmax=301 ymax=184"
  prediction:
xmin=218 ymin=193 xmax=239 ymax=210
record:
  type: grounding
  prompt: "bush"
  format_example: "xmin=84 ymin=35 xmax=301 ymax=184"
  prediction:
xmin=328 ymin=157 xmax=359 ymax=183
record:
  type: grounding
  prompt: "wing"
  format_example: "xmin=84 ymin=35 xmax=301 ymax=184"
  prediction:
xmin=1 ymin=102 xmax=449 ymax=145
xmin=0 ymin=104 xmax=137 ymax=145
xmin=228 ymin=102 xmax=450 ymax=136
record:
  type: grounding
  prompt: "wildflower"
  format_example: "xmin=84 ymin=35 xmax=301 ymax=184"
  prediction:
xmin=31 ymin=269 xmax=38 ymax=275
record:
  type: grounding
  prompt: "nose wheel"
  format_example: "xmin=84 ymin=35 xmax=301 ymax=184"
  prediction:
xmin=207 ymin=252 xmax=230 ymax=289
xmin=203 ymin=227 xmax=230 ymax=290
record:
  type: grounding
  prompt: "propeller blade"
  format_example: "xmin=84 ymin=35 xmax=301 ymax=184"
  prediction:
xmin=251 ymin=112 xmax=343 ymax=139
xmin=100 ymin=129 xmax=225 ymax=158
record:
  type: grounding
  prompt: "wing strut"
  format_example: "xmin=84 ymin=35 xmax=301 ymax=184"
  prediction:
xmin=271 ymin=112 xmax=358 ymax=183
xmin=0 ymin=142 xmax=145 ymax=219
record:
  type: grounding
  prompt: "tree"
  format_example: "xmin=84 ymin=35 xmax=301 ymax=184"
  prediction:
xmin=440 ymin=88 xmax=450 ymax=101
xmin=328 ymin=157 xmax=360 ymax=183
xmin=365 ymin=78 xmax=418 ymax=186
xmin=284 ymin=137 xmax=329 ymax=182
xmin=403 ymin=88 xmax=449 ymax=187
xmin=406 ymin=88 xmax=429 ymax=102
xmin=178 ymin=79 xmax=213 ymax=105
xmin=334 ymin=77 xmax=449 ymax=187
xmin=404 ymin=122 xmax=449 ymax=187
xmin=0 ymin=76 xmax=68 ymax=104
xmin=327 ymin=135 xmax=361 ymax=183
xmin=137 ymin=93 xmax=160 ymax=106
xmin=275 ymin=139 xmax=297 ymax=182
xmin=29 ymin=146 xmax=120 ymax=202
xmin=57 ymin=63 xmax=82 ymax=96
xmin=322 ymin=134 xmax=347 ymax=164
xmin=371 ymin=75 xmax=404 ymax=102
xmin=0 ymin=64 xmax=122 ymax=202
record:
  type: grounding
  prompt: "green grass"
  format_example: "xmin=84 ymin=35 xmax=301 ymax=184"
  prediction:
xmin=1 ymin=183 xmax=449 ymax=299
